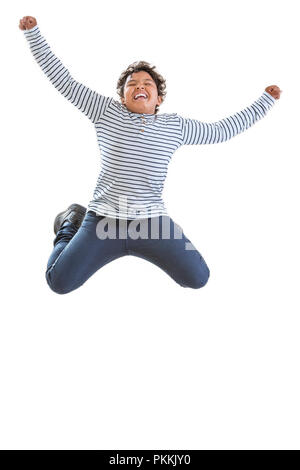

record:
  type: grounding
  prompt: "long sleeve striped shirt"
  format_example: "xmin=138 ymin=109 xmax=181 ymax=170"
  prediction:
xmin=23 ymin=25 xmax=276 ymax=220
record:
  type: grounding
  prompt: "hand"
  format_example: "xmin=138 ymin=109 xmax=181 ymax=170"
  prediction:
xmin=265 ymin=85 xmax=282 ymax=100
xmin=19 ymin=16 xmax=37 ymax=30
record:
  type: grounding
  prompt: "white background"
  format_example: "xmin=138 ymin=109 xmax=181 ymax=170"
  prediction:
xmin=1 ymin=0 xmax=299 ymax=450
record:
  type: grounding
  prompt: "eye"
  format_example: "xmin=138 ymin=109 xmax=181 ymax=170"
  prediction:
xmin=128 ymin=82 xmax=153 ymax=86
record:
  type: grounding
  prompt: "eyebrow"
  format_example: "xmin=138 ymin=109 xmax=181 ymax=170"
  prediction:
xmin=127 ymin=78 xmax=154 ymax=83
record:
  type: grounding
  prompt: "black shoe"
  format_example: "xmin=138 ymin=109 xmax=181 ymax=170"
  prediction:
xmin=54 ymin=203 xmax=87 ymax=235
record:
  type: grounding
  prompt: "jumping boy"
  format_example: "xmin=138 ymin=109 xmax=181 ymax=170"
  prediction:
xmin=19 ymin=15 xmax=281 ymax=293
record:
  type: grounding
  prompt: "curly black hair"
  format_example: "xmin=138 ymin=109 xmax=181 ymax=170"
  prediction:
xmin=116 ymin=60 xmax=167 ymax=115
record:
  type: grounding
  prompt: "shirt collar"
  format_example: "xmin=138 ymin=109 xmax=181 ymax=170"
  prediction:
xmin=121 ymin=103 xmax=157 ymax=121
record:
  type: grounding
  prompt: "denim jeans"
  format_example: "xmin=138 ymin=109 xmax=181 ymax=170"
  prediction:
xmin=45 ymin=210 xmax=210 ymax=294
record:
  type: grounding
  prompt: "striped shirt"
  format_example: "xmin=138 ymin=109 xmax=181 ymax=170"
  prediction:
xmin=23 ymin=25 xmax=276 ymax=220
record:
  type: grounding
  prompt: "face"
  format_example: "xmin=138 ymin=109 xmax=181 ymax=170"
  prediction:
xmin=121 ymin=70 xmax=162 ymax=114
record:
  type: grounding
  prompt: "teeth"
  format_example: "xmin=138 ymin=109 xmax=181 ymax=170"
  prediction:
xmin=134 ymin=93 xmax=147 ymax=100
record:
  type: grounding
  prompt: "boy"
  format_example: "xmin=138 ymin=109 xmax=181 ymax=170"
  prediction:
xmin=19 ymin=16 xmax=281 ymax=293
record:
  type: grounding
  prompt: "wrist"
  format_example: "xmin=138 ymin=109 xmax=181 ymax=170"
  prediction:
xmin=23 ymin=24 xmax=39 ymax=34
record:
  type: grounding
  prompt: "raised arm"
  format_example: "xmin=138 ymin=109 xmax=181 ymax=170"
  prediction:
xmin=19 ymin=16 xmax=111 ymax=124
xmin=178 ymin=90 xmax=278 ymax=145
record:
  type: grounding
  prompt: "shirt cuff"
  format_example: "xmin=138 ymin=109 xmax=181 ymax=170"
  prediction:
xmin=23 ymin=24 xmax=40 ymax=38
xmin=262 ymin=91 xmax=276 ymax=104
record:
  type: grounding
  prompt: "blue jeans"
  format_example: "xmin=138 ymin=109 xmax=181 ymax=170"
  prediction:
xmin=45 ymin=211 xmax=210 ymax=294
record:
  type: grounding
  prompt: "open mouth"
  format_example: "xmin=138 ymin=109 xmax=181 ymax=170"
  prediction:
xmin=134 ymin=93 xmax=148 ymax=101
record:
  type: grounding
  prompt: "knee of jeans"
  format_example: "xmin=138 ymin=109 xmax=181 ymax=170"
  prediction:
xmin=183 ymin=265 xmax=210 ymax=289
xmin=45 ymin=269 xmax=75 ymax=295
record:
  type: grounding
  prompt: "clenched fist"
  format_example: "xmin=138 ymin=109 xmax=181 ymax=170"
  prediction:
xmin=19 ymin=16 xmax=37 ymax=30
xmin=265 ymin=85 xmax=282 ymax=100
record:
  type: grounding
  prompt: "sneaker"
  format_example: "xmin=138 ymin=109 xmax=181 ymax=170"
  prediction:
xmin=54 ymin=203 xmax=87 ymax=235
